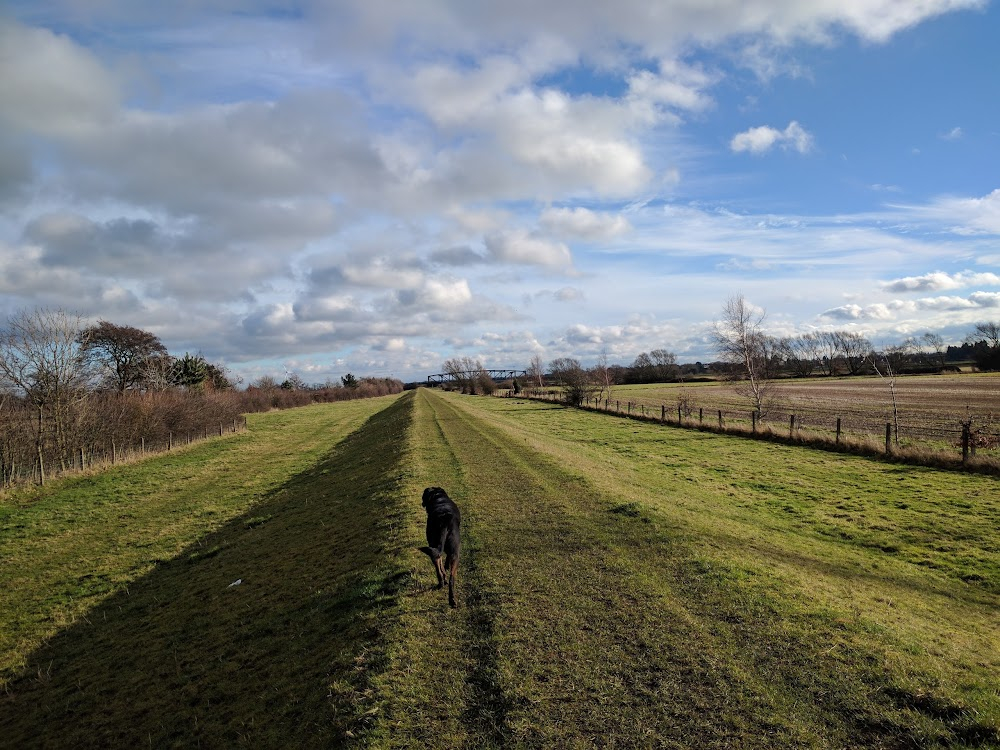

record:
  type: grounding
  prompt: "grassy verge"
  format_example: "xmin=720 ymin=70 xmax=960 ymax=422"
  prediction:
xmin=0 ymin=394 xmax=412 ymax=747
xmin=370 ymin=390 xmax=999 ymax=748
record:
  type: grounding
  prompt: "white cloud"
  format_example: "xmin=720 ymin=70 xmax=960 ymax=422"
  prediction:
xmin=969 ymin=291 xmax=1000 ymax=308
xmin=941 ymin=126 xmax=964 ymax=140
xmin=484 ymin=230 xmax=573 ymax=268
xmin=412 ymin=277 xmax=473 ymax=310
xmin=626 ymin=59 xmax=715 ymax=116
xmin=339 ymin=257 xmax=425 ymax=290
xmin=730 ymin=120 xmax=813 ymax=155
xmin=882 ymin=270 xmax=1000 ymax=293
xmin=540 ymin=207 xmax=632 ymax=240
xmin=901 ymin=189 xmax=1000 ymax=235
xmin=0 ymin=19 xmax=120 ymax=138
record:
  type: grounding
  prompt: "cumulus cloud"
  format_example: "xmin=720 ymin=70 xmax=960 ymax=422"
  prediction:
xmin=882 ymin=270 xmax=1000 ymax=293
xmin=398 ymin=277 xmax=474 ymax=310
xmin=540 ymin=207 xmax=632 ymax=240
xmin=0 ymin=19 xmax=120 ymax=138
xmin=484 ymin=230 xmax=573 ymax=268
xmin=823 ymin=291 xmax=1000 ymax=321
xmin=626 ymin=59 xmax=715 ymax=116
xmin=730 ymin=120 xmax=813 ymax=155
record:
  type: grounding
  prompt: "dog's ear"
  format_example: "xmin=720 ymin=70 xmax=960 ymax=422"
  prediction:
xmin=422 ymin=487 xmax=434 ymax=507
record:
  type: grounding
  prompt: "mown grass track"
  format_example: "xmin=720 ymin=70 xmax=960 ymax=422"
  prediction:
xmin=374 ymin=389 xmax=1000 ymax=749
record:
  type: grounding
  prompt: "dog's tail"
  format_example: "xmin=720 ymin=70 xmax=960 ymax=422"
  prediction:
xmin=418 ymin=546 xmax=441 ymax=559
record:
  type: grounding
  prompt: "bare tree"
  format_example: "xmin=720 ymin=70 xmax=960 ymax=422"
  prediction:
xmin=79 ymin=320 xmax=169 ymax=392
xmin=712 ymin=295 xmax=777 ymax=417
xmin=816 ymin=331 xmax=843 ymax=376
xmin=836 ymin=331 xmax=874 ymax=375
xmin=787 ymin=333 xmax=823 ymax=377
xmin=442 ymin=356 xmax=489 ymax=393
xmin=965 ymin=321 xmax=1000 ymax=370
xmin=970 ymin=321 xmax=1000 ymax=348
xmin=0 ymin=309 xmax=92 ymax=482
xmin=921 ymin=333 xmax=947 ymax=370
xmin=629 ymin=352 xmax=655 ymax=383
xmin=549 ymin=357 xmax=600 ymax=406
xmin=869 ymin=349 xmax=902 ymax=445
xmin=882 ymin=340 xmax=913 ymax=375
xmin=594 ymin=349 xmax=613 ymax=401
xmin=650 ymin=349 xmax=678 ymax=382
xmin=526 ymin=354 xmax=545 ymax=389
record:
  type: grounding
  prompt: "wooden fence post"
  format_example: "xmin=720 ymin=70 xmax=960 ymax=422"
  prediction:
xmin=699 ymin=408 xmax=703 ymax=425
xmin=677 ymin=404 xmax=682 ymax=424
xmin=789 ymin=415 xmax=795 ymax=438
xmin=661 ymin=405 xmax=666 ymax=422
xmin=885 ymin=423 xmax=892 ymax=454
xmin=836 ymin=418 xmax=842 ymax=444
xmin=168 ymin=432 xmax=173 ymax=450
xmin=718 ymin=410 xmax=723 ymax=429
xmin=962 ymin=422 xmax=970 ymax=464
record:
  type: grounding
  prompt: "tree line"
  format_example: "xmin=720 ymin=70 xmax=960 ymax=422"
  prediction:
xmin=504 ymin=297 xmax=1000 ymax=413
xmin=0 ymin=308 xmax=402 ymax=486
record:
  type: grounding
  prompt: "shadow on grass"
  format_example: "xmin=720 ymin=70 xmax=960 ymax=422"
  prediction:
xmin=0 ymin=394 xmax=415 ymax=748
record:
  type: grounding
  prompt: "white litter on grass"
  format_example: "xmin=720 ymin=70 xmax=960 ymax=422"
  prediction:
xmin=228 ymin=579 xmax=242 ymax=588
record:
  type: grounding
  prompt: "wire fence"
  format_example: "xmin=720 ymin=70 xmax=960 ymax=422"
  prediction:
xmin=1 ymin=416 xmax=249 ymax=488
xmin=515 ymin=388 xmax=1000 ymax=471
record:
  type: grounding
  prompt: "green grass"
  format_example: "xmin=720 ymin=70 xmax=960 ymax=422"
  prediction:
xmin=0 ymin=394 xmax=411 ymax=746
xmin=404 ymin=392 xmax=999 ymax=747
xmin=1 ymin=389 xmax=998 ymax=748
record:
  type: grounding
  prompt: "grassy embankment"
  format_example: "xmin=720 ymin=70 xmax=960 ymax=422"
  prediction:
xmin=1 ymin=388 xmax=998 ymax=748
xmin=0 ymin=393 xmax=412 ymax=747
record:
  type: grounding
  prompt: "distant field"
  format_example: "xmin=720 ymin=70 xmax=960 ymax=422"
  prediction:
xmin=603 ymin=373 xmax=1000 ymax=458
xmin=1 ymin=389 xmax=998 ymax=748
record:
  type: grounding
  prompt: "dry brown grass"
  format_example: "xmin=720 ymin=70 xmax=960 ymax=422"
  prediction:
xmin=605 ymin=373 xmax=1000 ymax=466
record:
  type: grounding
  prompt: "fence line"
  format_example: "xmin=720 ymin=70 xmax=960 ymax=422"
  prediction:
xmin=512 ymin=389 xmax=999 ymax=470
xmin=1 ymin=416 xmax=249 ymax=489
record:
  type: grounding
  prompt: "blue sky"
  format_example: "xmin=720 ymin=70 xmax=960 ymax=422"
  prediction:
xmin=1 ymin=1 xmax=998 ymax=384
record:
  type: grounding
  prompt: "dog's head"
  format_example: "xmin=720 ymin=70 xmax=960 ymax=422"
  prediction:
xmin=422 ymin=486 xmax=448 ymax=509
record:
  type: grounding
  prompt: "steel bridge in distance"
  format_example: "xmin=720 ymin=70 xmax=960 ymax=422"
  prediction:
xmin=426 ymin=369 xmax=527 ymax=385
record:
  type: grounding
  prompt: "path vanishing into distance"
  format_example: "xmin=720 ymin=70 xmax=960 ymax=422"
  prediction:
xmin=1 ymin=389 xmax=998 ymax=748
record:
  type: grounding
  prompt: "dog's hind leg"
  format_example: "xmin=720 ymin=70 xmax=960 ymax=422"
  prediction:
xmin=446 ymin=553 xmax=458 ymax=607
xmin=418 ymin=546 xmax=446 ymax=587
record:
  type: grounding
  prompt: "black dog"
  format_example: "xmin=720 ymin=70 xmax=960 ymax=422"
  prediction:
xmin=419 ymin=487 xmax=461 ymax=607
